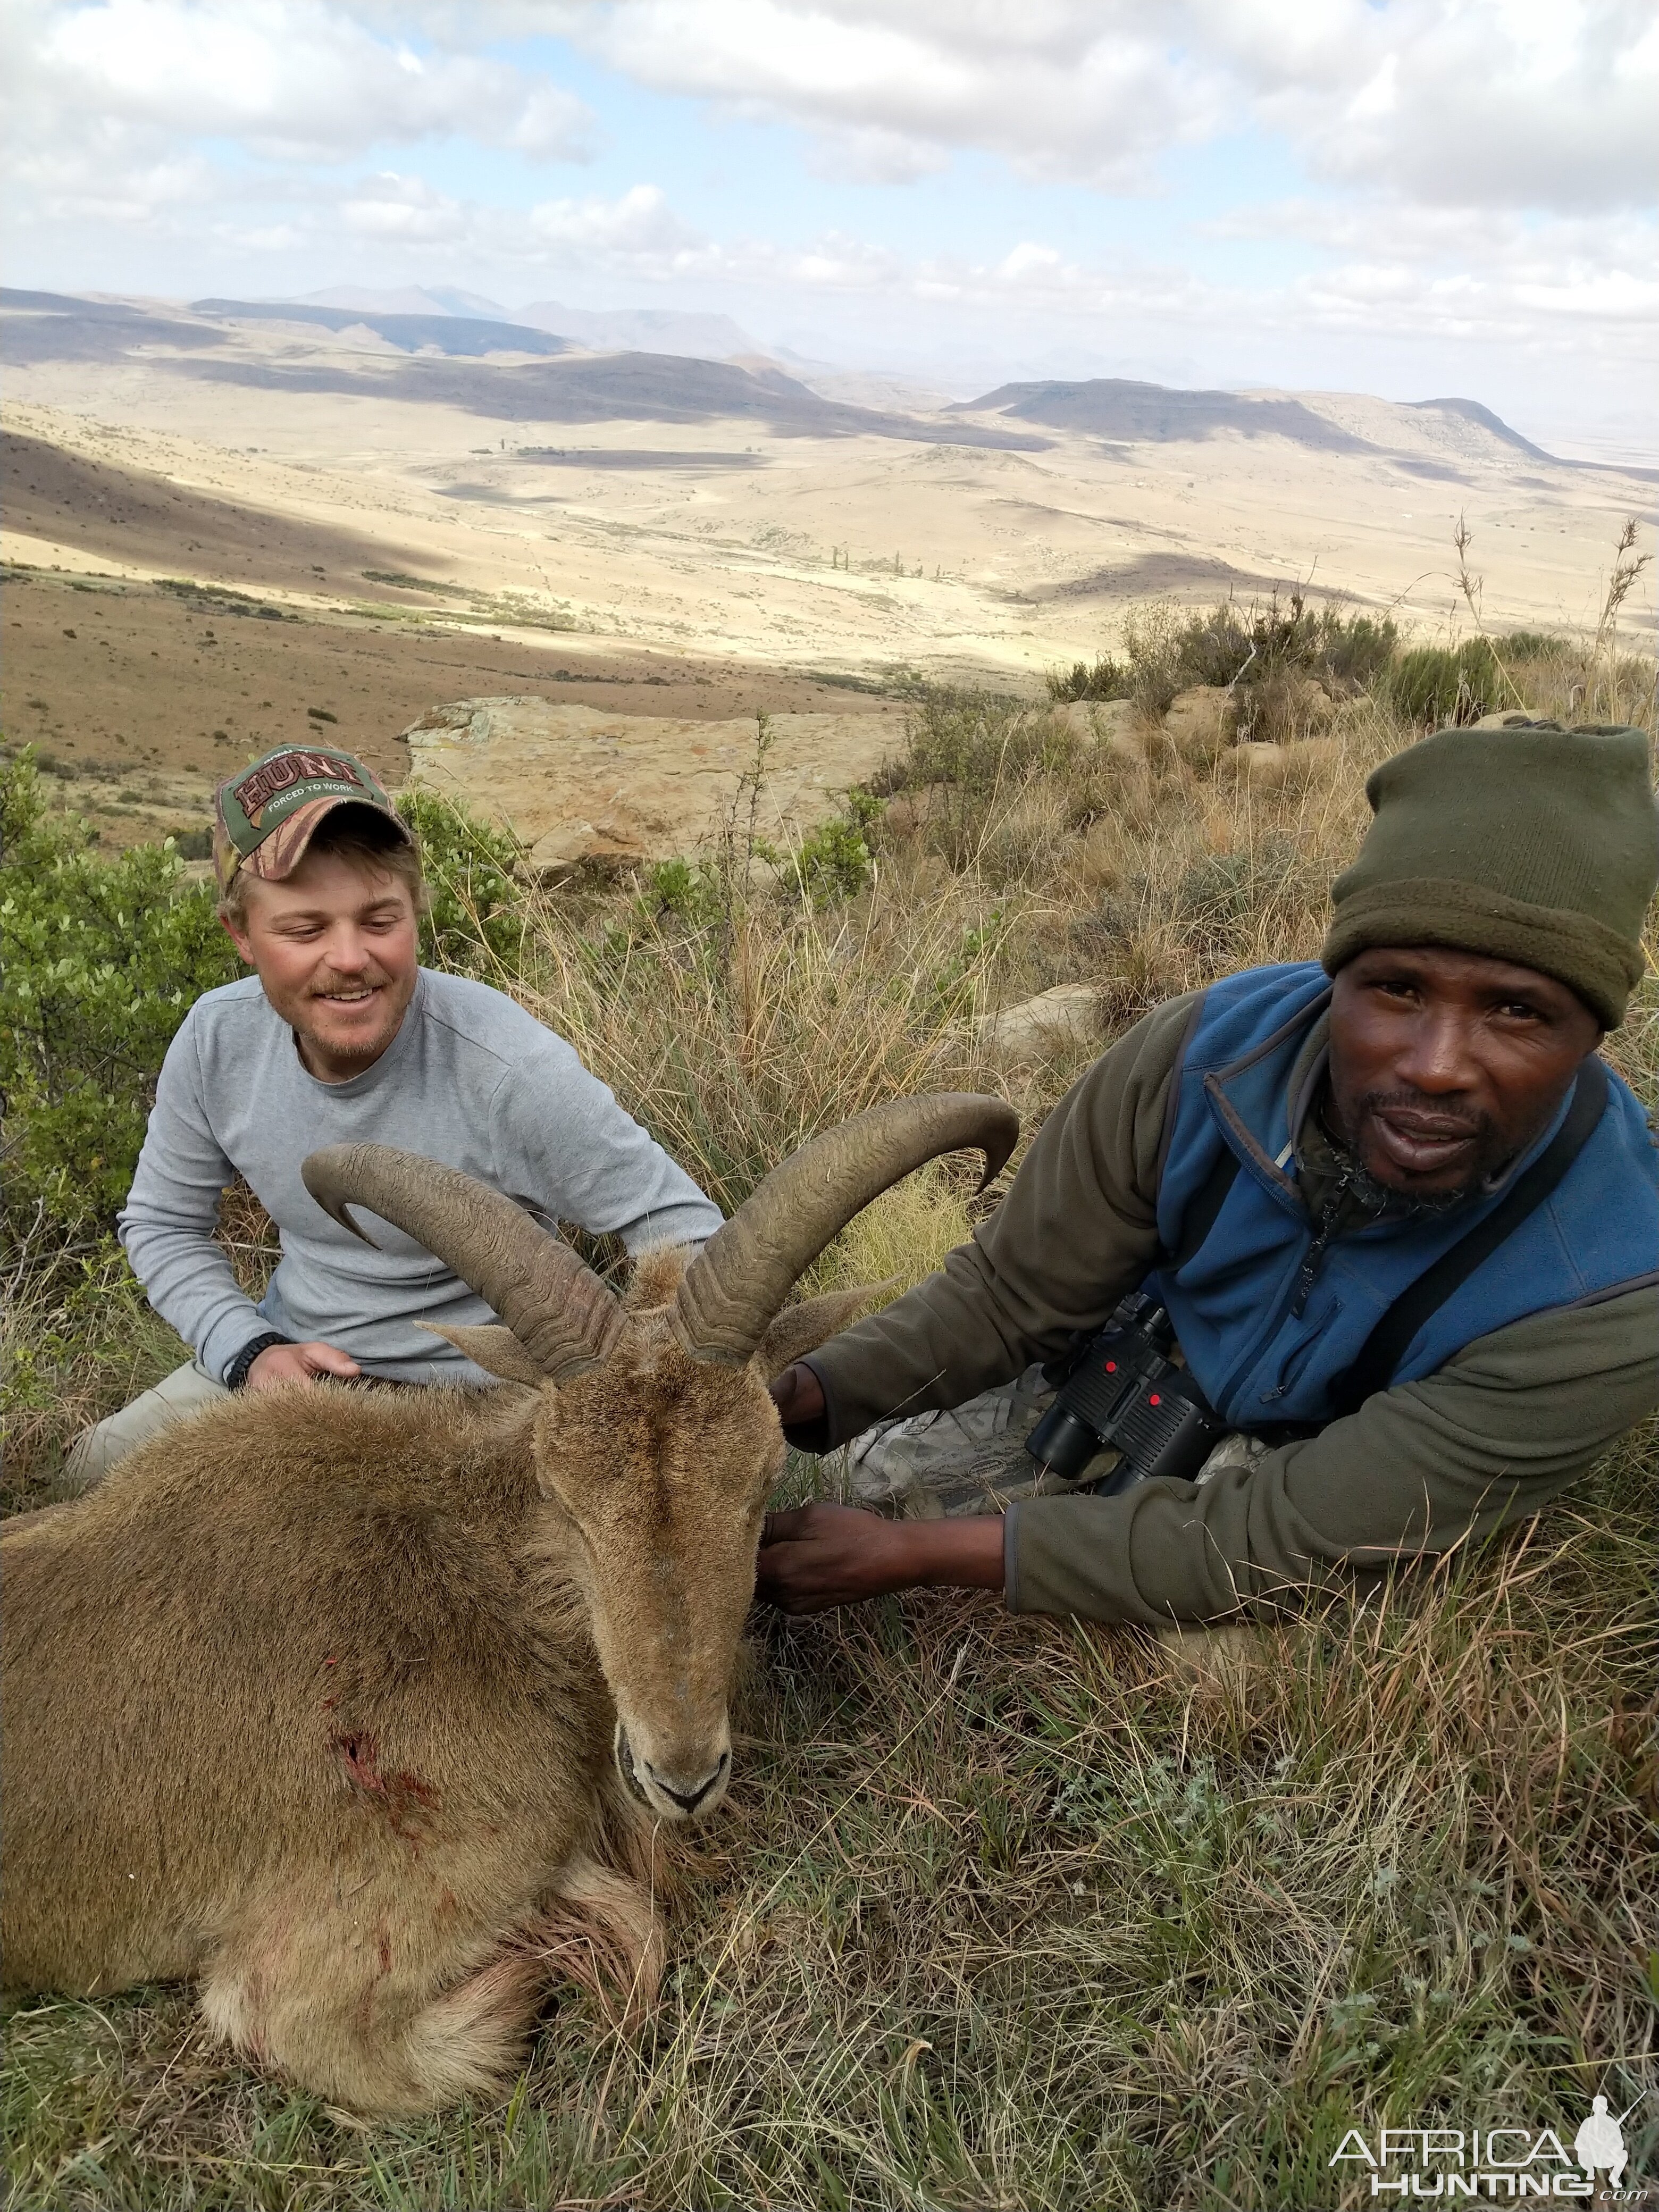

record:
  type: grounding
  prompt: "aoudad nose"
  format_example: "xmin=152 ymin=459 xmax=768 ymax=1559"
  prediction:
xmin=646 ymin=1756 xmax=726 ymax=1814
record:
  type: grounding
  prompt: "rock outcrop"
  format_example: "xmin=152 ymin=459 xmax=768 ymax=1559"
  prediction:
xmin=399 ymin=697 xmax=898 ymax=875
xmin=975 ymin=983 xmax=1104 ymax=1061
xmin=1160 ymin=685 xmax=1234 ymax=767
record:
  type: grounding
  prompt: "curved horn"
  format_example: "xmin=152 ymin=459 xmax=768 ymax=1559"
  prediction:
xmin=301 ymin=1144 xmax=625 ymax=1382
xmin=671 ymin=1093 xmax=1018 ymax=1366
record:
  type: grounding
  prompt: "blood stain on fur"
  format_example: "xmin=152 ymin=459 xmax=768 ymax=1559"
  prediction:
xmin=333 ymin=1731 xmax=442 ymax=1844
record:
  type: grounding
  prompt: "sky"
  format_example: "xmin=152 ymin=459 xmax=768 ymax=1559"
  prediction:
xmin=4 ymin=0 xmax=1657 ymax=456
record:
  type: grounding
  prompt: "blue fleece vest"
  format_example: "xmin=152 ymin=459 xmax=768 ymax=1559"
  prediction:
xmin=1149 ymin=962 xmax=1659 ymax=1430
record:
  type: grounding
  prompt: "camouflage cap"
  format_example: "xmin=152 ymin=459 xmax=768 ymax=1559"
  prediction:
xmin=213 ymin=743 xmax=410 ymax=893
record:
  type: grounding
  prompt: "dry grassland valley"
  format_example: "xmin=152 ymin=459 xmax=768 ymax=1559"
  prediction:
xmin=2 ymin=286 xmax=1656 ymax=2209
xmin=2 ymin=284 xmax=1654 ymax=859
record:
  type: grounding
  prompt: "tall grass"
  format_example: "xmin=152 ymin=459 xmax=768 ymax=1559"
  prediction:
xmin=4 ymin=631 xmax=1656 ymax=2206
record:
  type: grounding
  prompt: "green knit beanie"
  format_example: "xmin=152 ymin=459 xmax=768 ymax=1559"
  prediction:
xmin=1322 ymin=719 xmax=1657 ymax=1028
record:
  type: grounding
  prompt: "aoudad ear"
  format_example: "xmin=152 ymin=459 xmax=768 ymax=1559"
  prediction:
xmin=755 ymin=1280 xmax=900 ymax=1380
xmin=417 ymin=1321 xmax=548 ymax=1388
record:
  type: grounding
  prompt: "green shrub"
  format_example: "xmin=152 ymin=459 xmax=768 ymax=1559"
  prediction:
xmin=645 ymin=853 xmax=723 ymax=930
xmin=1096 ymin=594 xmax=1398 ymax=716
xmin=395 ymin=788 xmax=529 ymax=979
xmin=642 ymin=789 xmax=883 ymax=926
xmin=1167 ymin=594 xmax=1396 ymax=699
xmin=878 ymin=692 xmax=1080 ymax=799
xmin=777 ymin=788 xmax=884 ymax=908
xmin=1382 ymin=638 xmax=1506 ymax=728
xmin=1170 ymin=838 xmax=1316 ymax=966
xmin=0 ymin=752 xmax=238 ymax=1239
xmin=1501 ymin=628 xmax=1563 ymax=661
xmin=1046 ymin=656 xmax=1128 ymax=703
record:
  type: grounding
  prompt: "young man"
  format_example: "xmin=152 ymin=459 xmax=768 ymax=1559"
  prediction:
xmin=758 ymin=719 xmax=1659 ymax=1624
xmin=66 ymin=744 xmax=722 ymax=1484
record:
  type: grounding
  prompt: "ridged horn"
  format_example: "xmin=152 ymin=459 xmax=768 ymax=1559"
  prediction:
xmin=301 ymin=1144 xmax=625 ymax=1382
xmin=671 ymin=1093 xmax=1018 ymax=1366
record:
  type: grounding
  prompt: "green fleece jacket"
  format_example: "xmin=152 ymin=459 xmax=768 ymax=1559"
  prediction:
xmin=801 ymin=993 xmax=1658 ymax=1624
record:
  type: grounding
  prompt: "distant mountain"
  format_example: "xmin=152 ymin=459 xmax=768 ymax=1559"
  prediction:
xmin=1406 ymin=397 xmax=1553 ymax=463
xmin=163 ymin=340 xmax=1049 ymax=448
xmin=190 ymin=299 xmax=568 ymax=358
xmin=513 ymin=301 xmax=759 ymax=359
xmin=298 ymin=285 xmax=509 ymax=320
xmin=959 ymin=374 xmax=1573 ymax=471
xmin=274 ymin=288 xmax=758 ymax=359
xmin=0 ymin=286 xmax=228 ymax=363
xmin=959 ymin=377 xmax=1376 ymax=454
xmin=12 ymin=289 xmax=1611 ymax=474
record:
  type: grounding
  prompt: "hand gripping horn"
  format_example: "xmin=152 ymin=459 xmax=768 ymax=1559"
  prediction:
xmin=669 ymin=1092 xmax=1018 ymax=1367
xmin=301 ymin=1145 xmax=625 ymax=1382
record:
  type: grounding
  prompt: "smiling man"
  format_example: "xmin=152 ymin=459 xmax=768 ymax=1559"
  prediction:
xmin=65 ymin=743 xmax=722 ymax=1485
xmin=759 ymin=719 xmax=1659 ymax=1623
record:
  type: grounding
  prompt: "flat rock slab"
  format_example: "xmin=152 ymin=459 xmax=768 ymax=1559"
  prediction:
xmin=400 ymin=696 xmax=898 ymax=872
xmin=976 ymin=983 xmax=1104 ymax=1060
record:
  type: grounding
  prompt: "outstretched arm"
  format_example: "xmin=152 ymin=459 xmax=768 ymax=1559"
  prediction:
xmin=762 ymin=1286 xmax=1658 ymax=1621
xmin=791 ymin=993 xmax=1200 ymax=1449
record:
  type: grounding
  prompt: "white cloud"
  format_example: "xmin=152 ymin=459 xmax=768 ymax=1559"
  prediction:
xmin=527 ymin=182 xmax=698 ymax=262
xmin=1296 ymin=1 xmax=1659 ymax=213
xmin=543 ymin=0 xmax=1658 ymax=213
xmin=559 ymin=1 xmax=1222 ymax=190
xmin=3 ymin=0 xmax=593 ymax=180
xmin=339 ymin=171 xmax=470 ymax=241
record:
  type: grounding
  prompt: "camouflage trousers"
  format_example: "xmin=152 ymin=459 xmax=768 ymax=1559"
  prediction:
xmin=842 ymin=1365 xmax=1267 ymax=1520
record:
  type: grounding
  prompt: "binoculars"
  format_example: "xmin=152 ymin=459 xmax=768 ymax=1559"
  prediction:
xmin=1025 ymin=1292 xmax=1229 ymax=1495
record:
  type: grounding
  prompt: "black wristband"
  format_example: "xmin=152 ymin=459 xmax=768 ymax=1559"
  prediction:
xmin=223 ymin=1332 xmax=292 ymax=1390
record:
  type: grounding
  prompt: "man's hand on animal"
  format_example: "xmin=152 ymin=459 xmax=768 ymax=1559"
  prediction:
xmin=756 ymin=1502 xmax=1003 ymax=1612
xmin=244 ymin=1339 xmax=362 ymax=1390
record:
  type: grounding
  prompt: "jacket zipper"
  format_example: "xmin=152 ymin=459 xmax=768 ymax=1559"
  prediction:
xmin=1210 ymin=1172 xmax=1353 ymax=1412
xmin=1288 ymin=1175 xmax=1353 ymax=1319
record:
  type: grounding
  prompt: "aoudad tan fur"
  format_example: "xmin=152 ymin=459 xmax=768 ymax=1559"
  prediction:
xmin=1 ymin=1093 xmax=1017 ymax=2115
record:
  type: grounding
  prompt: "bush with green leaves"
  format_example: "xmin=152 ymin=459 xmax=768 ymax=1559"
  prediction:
xmin=1 ymin=751 xmax=238 ymax=1239
xmin=776 ymin=787 xmax=884 ymax=908
xmin=1046 ymin=655 xmax=1129 ymax=703
xmin=395 ymin=787 xmax=529 ymax=978
xmin=1382 ymin=638 xmax=1507 ymax=728
xmin=1501 ymin=628 xmax=1563 ymax=661
xmin=642 ymin=788 xmax=884 ymax=928
xmin=1131 ymin=593 xmax=1399 ymax=712
xmin=877 ymin=691 xmax=1080 ymax=800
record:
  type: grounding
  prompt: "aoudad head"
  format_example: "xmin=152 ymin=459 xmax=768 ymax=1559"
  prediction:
xmin=303 ymin=1093 xmax=1016 ymax=1825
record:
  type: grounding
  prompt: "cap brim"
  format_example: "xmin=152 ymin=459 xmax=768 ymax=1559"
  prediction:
xmin=238 ymin=794 xmax=413 ymax=885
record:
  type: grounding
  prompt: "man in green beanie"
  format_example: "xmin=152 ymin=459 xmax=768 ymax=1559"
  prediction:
xmin=758 ymin=720 xmax=1659 ymax=1623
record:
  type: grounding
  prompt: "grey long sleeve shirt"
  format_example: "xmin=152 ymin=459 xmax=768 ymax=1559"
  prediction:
xmin=118 ymin=969 xmax=723 ymax=1385
xmin=803 ymin=994 xmax=1658 ymax=1623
